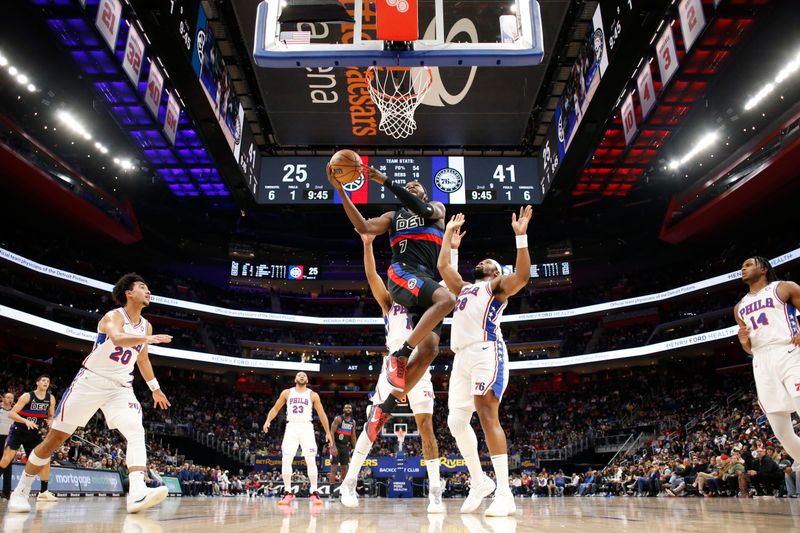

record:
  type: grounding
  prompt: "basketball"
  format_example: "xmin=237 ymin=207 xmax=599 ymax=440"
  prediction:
xmin=329 ymin=149 xmax=363 ymax=184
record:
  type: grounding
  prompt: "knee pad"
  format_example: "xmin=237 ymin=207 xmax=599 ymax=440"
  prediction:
xmin=114 ymin=414 xmax=146 ymax=467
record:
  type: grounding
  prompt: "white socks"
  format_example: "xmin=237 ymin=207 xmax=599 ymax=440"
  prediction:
xmin=129 ymin=470 xmax=146 ymax=494
xmin=491 ymin=454 xmax=511 ymax=496
xmin=282 ymin=456 xmax=293 ymax=493
xmin=425 ymin=457 xmax=441 ymax=490
xmin=14 ymin=472 xmax=36 ymax=496
xmin=345 ymin=431 xmax=374 ymax=483
xmin=305 ymin=455 xmax=319 ymax=493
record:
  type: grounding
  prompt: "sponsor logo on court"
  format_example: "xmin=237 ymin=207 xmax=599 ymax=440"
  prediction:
xmin=434 ymin=167 xmax=464 ymax=194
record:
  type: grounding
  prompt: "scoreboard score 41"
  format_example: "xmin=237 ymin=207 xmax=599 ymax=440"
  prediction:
xmin=257 ymin=156 xmax=542 ymax=205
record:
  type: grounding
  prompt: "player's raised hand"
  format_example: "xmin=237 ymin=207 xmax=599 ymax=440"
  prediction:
xmin=446 ymin=213 xmax=466 ymax=233
xmin=326 ymin=163 xmax=344 ymax=191
xmin=146 ymin=334 xmax=172 ymax=345
xmin=363 ymin=166 xmax=388 ymax=184
xmin=511 ymin=205 xmax=533 ymax=235
xmin=357 ymin=229 xmax=376 ymax=245
xmin=450 ymin=226 xmax=466 ymax=250
xmin=738 ymin=324 xmax=751 ymax=344
xmin=152 ymin=389 xmax=171 ymax=410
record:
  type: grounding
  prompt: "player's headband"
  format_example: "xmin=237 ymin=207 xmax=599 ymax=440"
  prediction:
xmin=486 ymin=259 xmax=502 ymax=275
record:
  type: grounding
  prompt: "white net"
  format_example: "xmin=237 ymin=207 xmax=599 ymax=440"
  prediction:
xmin=396 ymin=429 xmax=406 ymax=450
xmin=366 ymin=66 xmax=433 ymax=139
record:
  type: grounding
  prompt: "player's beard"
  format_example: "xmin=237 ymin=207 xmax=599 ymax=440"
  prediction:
xmin=473 ymin=266 xmax=487 ymax=280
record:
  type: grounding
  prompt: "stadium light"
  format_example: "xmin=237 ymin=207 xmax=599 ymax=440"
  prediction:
xmin=0 ymin=55 xmax=7 ymax=67
xmin=744 ymin=48 xmax=800 ymax=111
xmin=8 ymin=66 xmax=17 ymax=76
xmin=668 ymin=131 xmax=719 ymax=170
xmin=15 ymin=73 xmax=28 ymax=85
xmin=26 ymin=83 xmax=36 ymax=92
xmin=56 ymin=110 xmax=92 ymax=141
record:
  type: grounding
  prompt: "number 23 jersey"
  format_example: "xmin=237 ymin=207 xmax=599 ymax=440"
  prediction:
xmin=738 ymin=281 xmax=799 ymax=353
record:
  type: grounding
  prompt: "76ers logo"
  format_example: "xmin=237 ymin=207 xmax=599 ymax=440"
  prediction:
xmin=386 ymin=0 xmax=410 ymax=13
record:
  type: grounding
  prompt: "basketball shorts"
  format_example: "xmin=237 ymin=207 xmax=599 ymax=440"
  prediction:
xmin=387 ymin=262 xmax=444 ymax=338
xmin=281 ymin=422 xmax=317 ymax=457
xmin=752 ymin=344 xmax=800 ymax=414
xmin=331 ymin=445 xmax=351 ymax=466
xmin=373 ymin=361 xmax=434 ymax=414
xmin=449 ymin=340 xmax=509 ymax=411
xmin=4 ymin=426 xmax=43 ymax=453
xmin=52 ymin=368 xmax=142 ymax=434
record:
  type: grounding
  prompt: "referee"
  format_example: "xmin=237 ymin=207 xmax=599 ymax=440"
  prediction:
xmin=0 ymin=392 xmax=14 ymax=499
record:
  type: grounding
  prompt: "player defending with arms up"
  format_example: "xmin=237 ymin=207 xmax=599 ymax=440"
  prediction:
xmin=327 ymin=165 xmax=456 ymax=441
xmin=263 ymin=372 xmax=333 ymax=506
xmin=735 ymin=257 xmax=800 ymax=462
xmin=437 ymin=207 xmax=533 ymax=517
xmin=9 ymin=274 xmax=172 ymax=514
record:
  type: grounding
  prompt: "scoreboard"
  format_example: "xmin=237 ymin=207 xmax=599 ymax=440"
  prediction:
xmin=230 ymin=261 xmax=320 ymax=280
xmin=256 ymin=156 xmax=541 ymax=205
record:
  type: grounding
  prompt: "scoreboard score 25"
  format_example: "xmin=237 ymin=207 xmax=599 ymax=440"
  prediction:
xmin=257 ymin=156 xmax=542 ymax=205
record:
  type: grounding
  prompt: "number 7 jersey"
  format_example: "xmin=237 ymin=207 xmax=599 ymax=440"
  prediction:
xmin=82 ymin=308 xmax=149 ymax=385
xmin=737 ymin=281 xmax=799 ymax=353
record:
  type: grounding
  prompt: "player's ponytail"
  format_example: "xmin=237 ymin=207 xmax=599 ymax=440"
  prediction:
xmin=751 ymin=256 xmax=778 ymax=282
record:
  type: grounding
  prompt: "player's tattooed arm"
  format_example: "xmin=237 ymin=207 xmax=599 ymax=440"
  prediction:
xmin=777 ymin=281 xmax=800 ymax=346
xmin=734 ymin=304 xmax=753 ymax=354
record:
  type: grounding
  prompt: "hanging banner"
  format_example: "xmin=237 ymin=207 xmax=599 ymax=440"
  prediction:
xmin=144 ymin=61 xmax=164 ymax=118
xmin=621 ymin=92 xmax=637 ymax=145
xmin=636 ymin=62 xmax=656 ymax=120
xmin=656 ymin=25 xmax=679 ymax=88
xmin=95 ymin=0 xmax=123 ymax=51
xmin=122 ymin=24 xmax=145 ymax=85
xmin=164 ymin=91 xmax=180 ymax=145
xmin=678 ymin=0 xmax=706 ymax=53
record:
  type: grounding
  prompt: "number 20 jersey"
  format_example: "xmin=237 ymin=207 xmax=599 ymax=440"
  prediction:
xmin=82 ymin=308 xmax=149 ymax=384
xmin=450 ymin=280 xmax=507 ymax=352
xmin=737 ymin=281 xmax=798 ymax=353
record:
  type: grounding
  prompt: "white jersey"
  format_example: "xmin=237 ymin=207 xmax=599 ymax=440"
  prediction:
xmin=738 ymin=281 xmax=799 ymax=353
xmin=450 ymin=280 xmax=507 ymax=352
xmin=384 ymin=303 xmax=413 ymax=353
xmin=0 ymin=407 xmax=12 ymax=435
xmin=82 ymin=308 xmax=149 ymax=385
xmin=286 ymin=388 xmax=313 ymax=423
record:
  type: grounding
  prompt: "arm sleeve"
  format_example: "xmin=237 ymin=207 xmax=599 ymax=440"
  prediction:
xmin=384 ymin=179 xmax=436 ymax=218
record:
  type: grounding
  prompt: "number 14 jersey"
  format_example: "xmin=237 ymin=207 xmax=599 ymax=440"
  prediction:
xmin=738 ymin=281 xmax=799 ymax=354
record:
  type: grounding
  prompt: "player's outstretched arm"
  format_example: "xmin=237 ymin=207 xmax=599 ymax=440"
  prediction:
xmin=101 ymin=311 xmax=172 ymax=347
xmin=326 ymin=164 xmax=394 ymax=234
xmin=312 ymin=392 xmax=334 ymax=448
xmin=363 ymin=166 xmax=445 ymax=220
xmin=137 ymin=323 xmax=171 ymax=410
xmin=733 ymin=305 xmax=753 ymax=354
xmin=359 ymin=231 xmax=392 ymax=313
xmin=9 ymin=393 xmax=37 ymax=429
xmin=438 ymin=214 xmax=468 ymax=294
xmin=263 ymin=389 xmax=289 ymax=433
xmin=493 ymin=206 xmax=533 ymax=298
xmin=777 ymin=281 xmax=800 ymax=347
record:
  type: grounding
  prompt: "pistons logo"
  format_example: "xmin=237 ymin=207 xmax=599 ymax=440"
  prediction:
xmin=386 ymin=0 xmax=409 ymax=13
xmin=407 ymin=278 xmax=418 ymax=290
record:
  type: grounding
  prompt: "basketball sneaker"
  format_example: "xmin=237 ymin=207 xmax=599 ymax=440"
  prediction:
xmin=127 ymin=486 xmax=168 ymax=513
xmin=484 ymin=492 xmax=516 ymax=517
xmin=278 ymin=491 xmax=296 ymax=505
xmin=365 ymin=404 xmax=390 ymax=442
xmin=427 ymin=486 xmax=445 ymax=513
xmin=340 ymin=479 xmax=358 ymax=508
xmin=7 ymin=492 xmax=31 ymax=513
xmin=460 ymin=475 xmax=496 ymax=513
xmin=385 ymin=353 xmax=407 ymax=392
xmin=310 ymin=491 xmax=322 ymax=505
xmin=36 ymin=490 xmax=58 ymax=502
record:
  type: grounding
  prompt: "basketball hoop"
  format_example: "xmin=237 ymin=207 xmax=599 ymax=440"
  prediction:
xmin=366 ymin=66 xmax=433 ymax=139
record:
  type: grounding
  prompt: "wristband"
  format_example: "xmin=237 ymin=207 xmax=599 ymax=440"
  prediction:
xmin=515 ymin=235 xmax=528 ymax=249
xmin=450 ymin=249 xmax=458 ymax=266
xmin=146 ymin=378 xmax=160 ymax=392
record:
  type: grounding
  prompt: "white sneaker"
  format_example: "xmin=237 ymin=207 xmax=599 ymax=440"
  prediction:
xmin=36 ymin=490 xmax=58 ymax=502
xmin=340 ymin=479 xmax=358 ymax=508
xmin=484 ymin=492 xmax=516 ymax=517
xmin=127 ymin=486 xmax=169 ymax=513
xmin=8 ymin=492 xmax=31 ymax=513
xmin=427 ymin=486 xmax=445 ymax=513
xmin=461 ymin=475 xmax=496 ymax=513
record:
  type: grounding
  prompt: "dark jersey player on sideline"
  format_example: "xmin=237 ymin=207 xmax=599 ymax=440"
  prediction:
xmin=327 ymin=165 xmax=456 ymax=440
xmin=328 ymin=403 xmax=356 ymax=495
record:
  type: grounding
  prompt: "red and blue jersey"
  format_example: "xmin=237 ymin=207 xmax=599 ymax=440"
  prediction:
xmin=389 ymin=208 xmax=444 ymax=273
xmin=335 ymin=417 xmax=355 ymax=444
xmin=14 ymin=390 xmax=51 ymax=431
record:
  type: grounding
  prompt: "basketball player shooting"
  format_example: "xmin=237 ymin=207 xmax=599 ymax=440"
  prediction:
xmin=437 ymin=207 xmax=533 ymax=517
xmin=8 ymin=274 xmax=172 ymax=514
xmin=327 ymin=163 xmax=456 ymax=442
xmin=735 ymin=257 xmax=800 ymax=462
xmin=263 ymin=372 xmax=333 ymax=506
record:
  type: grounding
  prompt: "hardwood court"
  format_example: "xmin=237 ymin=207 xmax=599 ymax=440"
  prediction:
xmin=2 ymin=496 xmax=799 ymax=532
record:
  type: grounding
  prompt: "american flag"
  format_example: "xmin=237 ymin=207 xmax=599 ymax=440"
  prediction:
xmin=279 ymin=31 xmax=311 ymax=45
